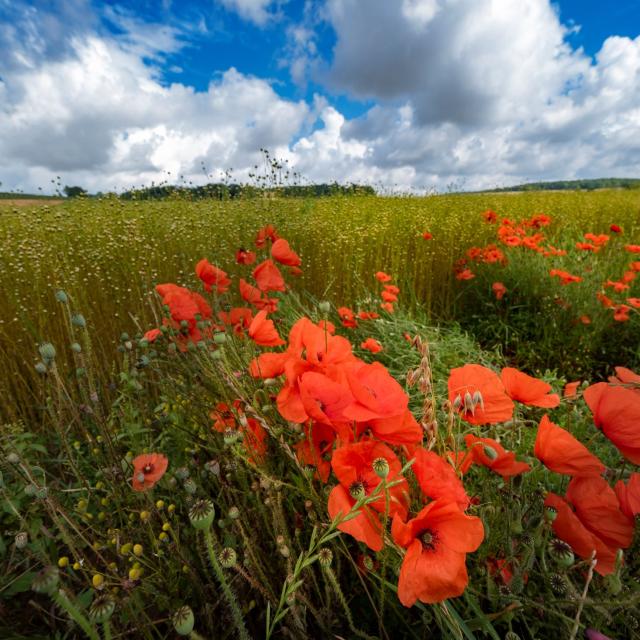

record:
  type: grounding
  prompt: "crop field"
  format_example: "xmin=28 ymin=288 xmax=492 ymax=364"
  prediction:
xmin=1 ymin=190 xmax=640 ymax=639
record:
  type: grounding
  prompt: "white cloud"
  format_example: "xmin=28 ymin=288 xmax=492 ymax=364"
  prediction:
xmin=0 ymin=36 xmax=309 ymax=192
xmin=218 ymin=0 xmax=279 ymax=26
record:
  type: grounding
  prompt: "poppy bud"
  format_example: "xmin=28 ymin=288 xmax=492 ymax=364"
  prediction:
xmin=55 ymin=290 xmax=68 ymax=303
xmin=71 ymin=342 xmax=82 ymax=353
xmin=71 ymin=313 xmax=86 ymax=328
xmin=606 ymin=573 xmax=622 ymax=595
xmin=372 ymin=457 xmax=390 ymax=478
xmin=544 ymin=506 xmax=558 ymax=523
xmin=38 ymin=342 xmax=56 ymax=363
xmin=35 ymin=362 xmax=48 ymax=374
xmin=213 ymin=332 xmax=227 ymax=345
xmin=90 ymin=595 xmax=115 ymax=623
xmin=228 ymin=506 xmax=240 ymax=520
xmin=183 ymin=479 xmax=197 ymax=494
xmin=31 ymin=566 xmax=59 ymax=595
xmin=483 ymin=445 xmax=498 ymax=460
xmin=189 ymin=499 xmax=215 ymax=530
xmin=175 ymin=467 xmax=190 ymax=480
xmin=219 ymin=547 xmax=237 ymax=568
xmin=172 ymin=606 xmax=195 ymax=636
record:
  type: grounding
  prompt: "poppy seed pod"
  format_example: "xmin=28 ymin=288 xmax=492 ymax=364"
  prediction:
xmin=172 ymin=606 xmax=195 ymax=636
xmin=548 ymin=538 xmax=574 ymax=567
xmin=213 ymin=332 xmax=227 ymax=345
xmin=55 ymin=290 xmax=68 ymax=303
xmin=31 ymin=566 xmax=59 ymax=595
xmin=189 ymin=499 xmax=215 ymax=530
xmin=89 ymin=595 xmax=115 ymax=623
xmin=15 ymin=532 xmax=28 ymax=549
xmin=372 ymin=457 xmax=390 ymax=478
xmin=318 ymin=301 xmax=331 ymax=313
xmin=318 ymin=548 xmax=333 ymax=568
xmin=219 ymin=547 xmax=237 ymax=568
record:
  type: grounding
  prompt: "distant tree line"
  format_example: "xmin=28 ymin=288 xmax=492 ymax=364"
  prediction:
xmin=119 ymin=182 xmax=376 ymax=201
xmin=486 ymin=178 xmax=640 ymax=192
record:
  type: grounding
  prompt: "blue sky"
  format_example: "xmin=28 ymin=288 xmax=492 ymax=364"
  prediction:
xmin=1 ymin=0 xmax=639 ymax=192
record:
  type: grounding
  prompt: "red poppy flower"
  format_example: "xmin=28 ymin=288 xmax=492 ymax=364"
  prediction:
xmin=132 ymin=453 xmax=168 ymax=491
xmin=195 ymin=259 xmax=231 ymax=294
xmin=248 ymin=310 xmax=285 ymax=347
xmin=380 ymin=301 xmax=395 ymax=313
xmin=391 ymin=500 xmax=484 ymax=606
xmin=630 ymin=261 xmax=640 ymax=272
xmin=549 ymin=269 xmax=582 ymax=285
xmin=360 ymin=338 xmax=383 ymax=353
xmin=337 ymin=306 xmax=358 ymax=328
xmin=455 ymin=268 xmax=475 ymax=281
xmin=239 ymin=278 xmax=263 ymax=307
xmin=563 ymin=381 xmax=581 ymax=399
xmin=422 ymin=231 xmax=433 ymax=240
xmin=584 ymin=382 xmax=640 ymax=463
xmin=464 ymin=435 xmax=530 ymax=478
xmin=566 ymin=476 xmax=634 ymax=549
xmin=534 ymin=415 xmax=604 ymax=477
xmin=218 ymin=307 xmax=253 ymax=332
xmin=576 ymin=242 xmax=598 ymax=252
xmin=610 ymin=224 xmax=622 ymax=234
xmin=448 ymin=364 xmax=514 ymax=425
xmin=610 ymin=366 xmax=640 ymax=385
xmin=412 ymin=448 xmax=470 ymax=510
xmin=381 ymin=290 xmax=398 ymax=303
xmin=578 ymin=315 xmax=591 ymax=325
xmin=613 ymin=304 xmax=631 ymax=322
xmin=544 ymin=493 xmax=617 ymax=575
xmin=236 ymin=248 xmax=256 ymax=265
xmin=624 ymin=244 xmax=640 ymax=253
xmin=271 ymin=238 xmax=301 ymax=267
xmin=143 ymin=328 xmax=162 ymax=342
xmin=243 ymin=417 xmax=268 ymax=464
xmin=501 ymin=367 xmax=560 ymax=408
xmin=383 ymin=284 xmax=400 ymax=295
xmin=357 ymin=310 xmax=380 ymax=320
xmin=328 ymin=440 xmax=409 ymax=551
xmin=482 ymin=209 xmax=497 ymax=223
xmin=253 ymin=260 xmax=286 ymax=292
xmin=492 ymin=282 xmax=507 ymax=300
xmin=375 ymin=271 xmax=392 ymax=282
xmin=614 ymin=473 xmax=640 ymax=518
xmin=255 ymin=224 xmax=278 ymax=248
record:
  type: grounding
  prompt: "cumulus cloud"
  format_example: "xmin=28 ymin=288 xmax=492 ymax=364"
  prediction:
xmin=0 ymin=36 xmax=309 ymax=192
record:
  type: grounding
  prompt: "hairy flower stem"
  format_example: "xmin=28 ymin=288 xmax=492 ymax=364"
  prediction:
xmin=323 ymin=566 xmax=376 ymax=640
xmin=378 ymin=486 xmax=390 ymax=638
xmin=51 ymin=590 xmax=100 ymax=640
xmin=203 ymin=529 xmax=250 ymax=640
xmin=102 ymin=621 xmax=112 ymax=640
xmin=569 ymin=552 xmax=597 ymax=640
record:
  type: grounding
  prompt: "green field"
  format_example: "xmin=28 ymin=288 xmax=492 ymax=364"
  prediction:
xmin=2 ymin=190 xmax=639 ymax=424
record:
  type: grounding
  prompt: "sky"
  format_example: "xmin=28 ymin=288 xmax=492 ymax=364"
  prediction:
xmin=0 ymin=0 xmax=639 ymax=194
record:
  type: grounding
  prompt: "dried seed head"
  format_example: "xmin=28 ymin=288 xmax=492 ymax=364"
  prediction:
xmin=548 ymin=573 xmax=567 ymax=595
xmin=15 ymin=531 xmax=28 ymax=549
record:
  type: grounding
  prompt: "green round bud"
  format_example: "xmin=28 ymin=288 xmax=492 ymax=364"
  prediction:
xmin=227 ymin=507 xmax=240 ymax=520
xmin=482 ymin=445 xmax=498 ymax=461
xmin=7 ymin=452 xmax=20 ymax=464
xmin=211 ymin=349 xmax=223 ymax=360
xmin=544 ymin=506 xmax=558 ymax=523
xmin=213 ymin=332 xmax=227 ymax=345
xmin=183 ymin=479 xmax=197 ymax=495
xmin=318 ymin=301 xmax=331 ymax=314
xmin=172 ymin=606 xmax=195 ymax=636
xmin=189 ymin=499 xmax=215 ymax=530
xmin=175 ymin=467 xmax=190 ymax=480
xmin=71 ymin=342 xmax=82 ymax=353
xmin=35 ymin=362 xmax=48 ymax=374
xmin=55 ymin=290 xmax=68 ymax=303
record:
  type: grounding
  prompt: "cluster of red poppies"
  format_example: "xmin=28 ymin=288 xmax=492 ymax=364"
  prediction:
xmin=457 ymin=210 xmax=638 ymax=324
xmin=134 ymin=223 xmax=639 ymax=609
